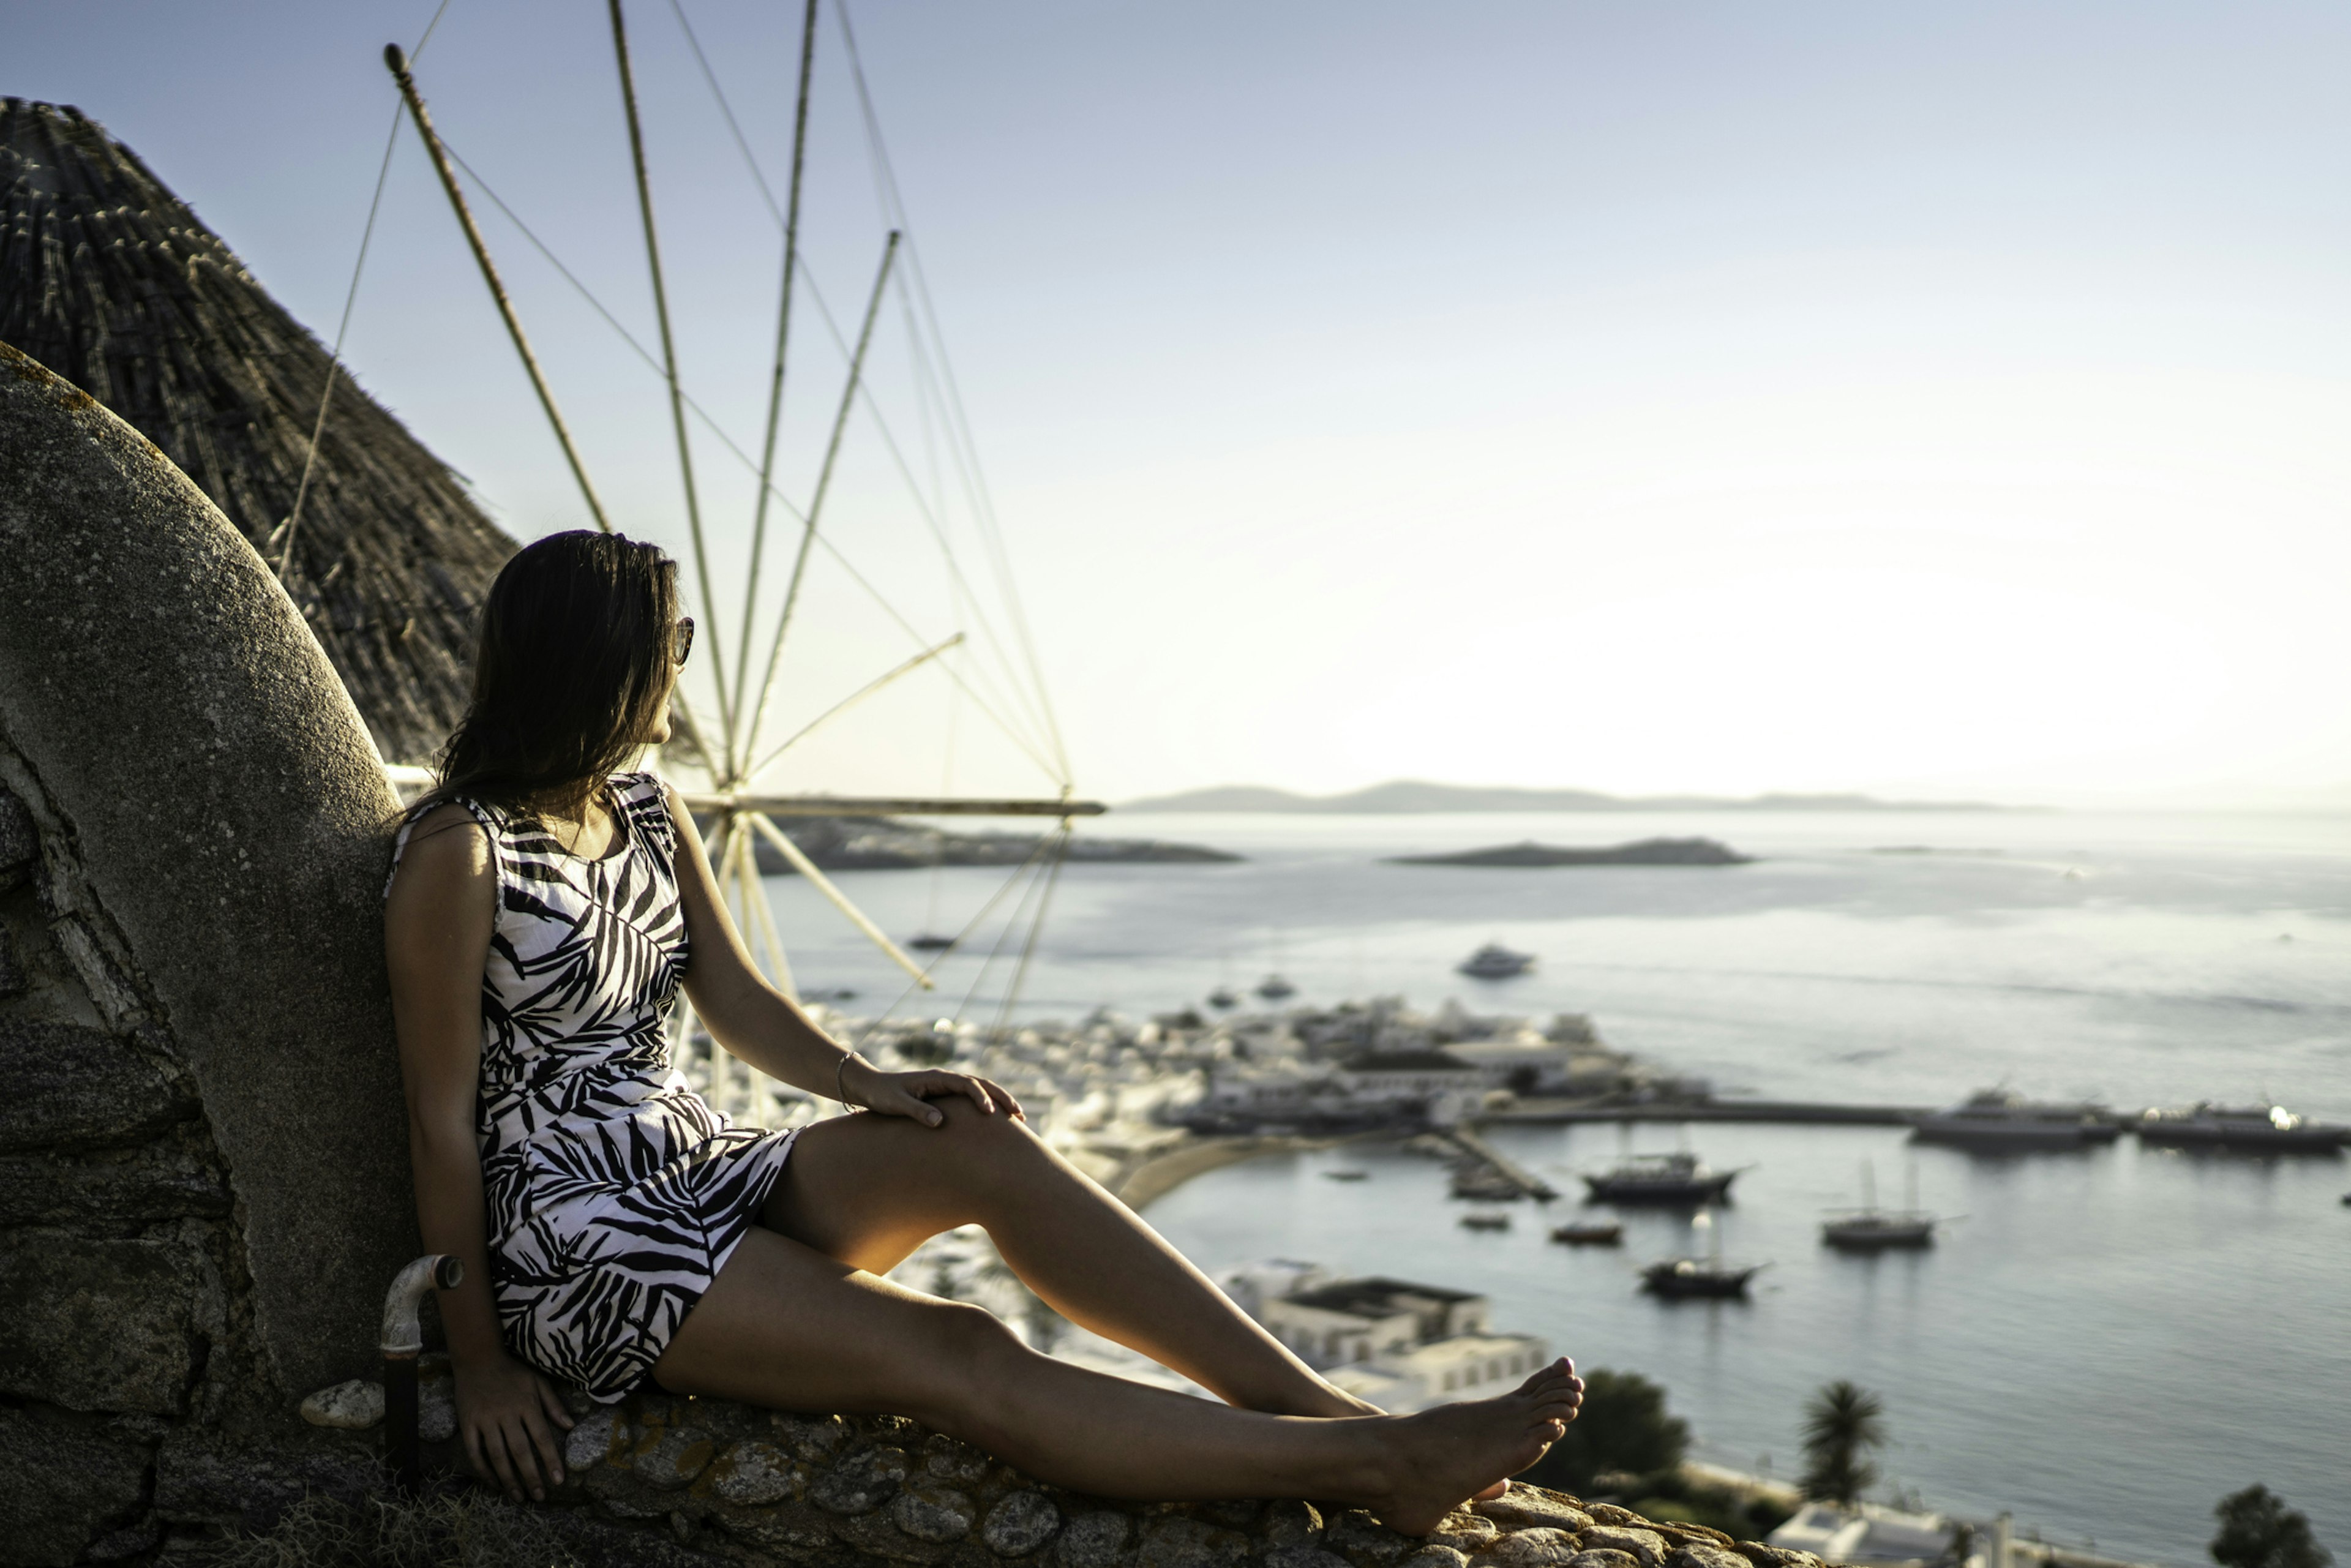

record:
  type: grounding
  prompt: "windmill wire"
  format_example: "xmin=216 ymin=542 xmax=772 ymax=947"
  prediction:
xmin=652 ymin=7 xmax=1065 ymax=783
xmin=833 ymin=0 xmax=1073 ymax=786
xmin=849 ymin=826 xmax=1067 ymax=1053
xmin=429 ymin=136 xmax=1059 ymax=778
xmin=986 ymin=826 xmax=1070 ymax=1047
xmin=277 ymin=0 xmax=461 ymax=583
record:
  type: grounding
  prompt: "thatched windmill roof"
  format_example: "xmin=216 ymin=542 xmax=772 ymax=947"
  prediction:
xmin=1 ymin=97 xmax=514 ymax=765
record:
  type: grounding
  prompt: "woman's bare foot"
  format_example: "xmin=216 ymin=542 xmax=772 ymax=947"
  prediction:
xmin=1365 ymin=1359 xmax=1584 ymax=1534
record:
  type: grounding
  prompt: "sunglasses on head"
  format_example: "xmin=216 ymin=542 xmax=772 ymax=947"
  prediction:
xmin=672 ymin=616 xmax=695 ymax=667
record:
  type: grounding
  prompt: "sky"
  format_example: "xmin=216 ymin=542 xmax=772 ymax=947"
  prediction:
xmin=10 ymin=1 xmax=2351 ymax=808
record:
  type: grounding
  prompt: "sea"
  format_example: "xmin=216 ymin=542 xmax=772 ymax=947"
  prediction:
xmin=754 ymin=809 xmax=2351 ymax=1564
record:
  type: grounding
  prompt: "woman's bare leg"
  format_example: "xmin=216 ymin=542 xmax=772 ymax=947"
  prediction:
xmin=653 ymin=1226 xmax=1580 ymax=1532
xmin=761 ymin=1100 xmax=1374 ymax=1417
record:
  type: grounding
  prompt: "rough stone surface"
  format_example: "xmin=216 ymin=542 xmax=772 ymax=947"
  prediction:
xmin=1261 ymin=1500 xmax=1326 ymax=1550
xmin=983 ymin=1491 xmax=1063 ymax=1557
xmin=0 ymin=343 xmax=415 ymax=1404
xmin=1326 ymin=1510 xmax=1415 ymax=1568
xmin=1475 ymin=1528 xmax=1580 ymax=1568
xmin=1137 ymin=1515 xmax=1252 ymax=1568
xmin=709 ymin=1439 xmax=799 ymax=1506
xmin=0 ymin=1019 xmax=193 ymax=1154
xmin=1425 ymin=1512 xmax=1499 ymax=1554
xmin=1266 ymin=1549 xmax=1354 ymax=1568
xmin=1474 ymin=1490 xmax=1593 ymax=1533
xmin=1564 ymin=1553 xmax=1641 ymax=1568
xmin=1575 ymin=1529 xmax=1667 ymax=1568
xmin=635 ymin=1425 xmax=718 ymax=1491
xmin=0 ymin=1139 xmax=230 ymax=1226
xmin=1058 ymin=1509 xmax=1136 ymax=1568
xmin=1667 ymin=1545 xmax=1750 ymax=1568
xmin=894 ymin=1482 xmax=979 ymax=1543
xmin=0 ymin=1404 xmax=154 ymax=1568
xmin=0 ymin=1228 xmax=208 ymax=1414
xmin=152 ymin=1427 xmax=383 ymax=1534
xmin=1399 ymin=1550 xmax=1469 ymax=1568
xmin=0 ymin=786 xmax=36 ymax=888
xmin=1731 ymin=1548 xmax=1820 ymax=1568
xmin=299 ymin=1378 xmax=386 ymax=1430
xmin=814 ymin=1444 xmax=913 ymax=1514
xmin=1581 ymin=1509 xmax=1649 ymax=1530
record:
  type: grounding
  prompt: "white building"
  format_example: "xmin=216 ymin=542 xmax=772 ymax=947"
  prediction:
xmin=1228 ymin=1267 xmax=1548 ymax=1415
xmin=1337 ymin=1050 xmax=1486 ymax=1104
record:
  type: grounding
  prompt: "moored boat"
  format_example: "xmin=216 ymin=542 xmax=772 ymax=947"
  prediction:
xmin=1458 ymin=942 xmax=1535 ymax=980
xmin=1322 ymin=1168 xmax=1369 ymax=1182
xmin=1460 ymin=1210 xmax=1510 ymax=1231
xmin=1206 ymin=986 xmax=1240 ymax=1010
xmin=1550 ymin=1221 xmax=1623 ymax=1246
xmin=1255 ymin=974 xmax=1297 ymax=1002
xmin=1820 ymin=1160 xmax=1940 ymax=1249
xmin=2135 ymin=1103 xmax=2349 ymax=1153
xmin=1911 ymin=1089 xmax=2120 ymax=1151
xmin=1640 ymin=1258 xmax=1761 ymax=1299
xmin=1582 ymin=1150 xmax=1739 ymax=1205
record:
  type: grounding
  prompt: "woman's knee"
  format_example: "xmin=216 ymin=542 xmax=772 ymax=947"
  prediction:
xmin=902 ymin=1297 xmax=1028 ymax=1425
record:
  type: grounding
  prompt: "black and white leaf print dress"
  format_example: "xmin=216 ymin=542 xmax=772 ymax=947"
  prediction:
xmin=388 ymin=771 xmax=799 ymax=1401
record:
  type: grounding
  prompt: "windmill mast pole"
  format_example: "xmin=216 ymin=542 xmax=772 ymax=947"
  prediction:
xmin=737 ymin=0 xmax=822 ymax=726
xmin=383 ymin=45 xmax=613 ymax=535
xmin=609 ymin=0 xmax=737 ymax=778
xmin=743 ymin=230 xmax=901 ymax=764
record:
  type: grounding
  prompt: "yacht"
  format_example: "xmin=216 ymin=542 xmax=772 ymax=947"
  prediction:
xmin=1550 ymin=1220 xmax=1623 ymax=1246
xmin=1206 ymin=987 xmax=1240 ymax=1010
xmin=1457 ymin=942 xmax=1535 ymax=980
xmin=1254 ymin=974 xmax=1297 ymax=1002
xmin=907 ymin=932 xmax=956 ymax=951
xmin=1581 ymin=1150 xmax=1740 ymax=1205
xmin=1820 ymin=1161 xmax=1939 ymax=1250
xmin=2134 ymin=1103 xmax=2350 ymax=1153
xmin=1911 ymin=1089 xmax=2121 ymax=1151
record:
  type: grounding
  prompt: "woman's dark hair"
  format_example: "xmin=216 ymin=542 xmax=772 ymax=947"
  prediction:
xmin=419 ymin=530 xmax=680 ymax=819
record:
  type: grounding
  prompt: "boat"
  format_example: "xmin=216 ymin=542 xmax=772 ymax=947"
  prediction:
xmin=1457 ymin=942 xmax=1534 ymax=980
xmin=1322 ymin=1168 xmax=1369 ymax=1182
xmin=1550 ymin=1221 xmax=1623 ymax=1246
xmin=1911 ymin=1089 xmax=2121 ymax=1151
xmin=1206 ymin=987 xmax=1240 ymax=1010
xmin=2134 ymin=1103 xmax=2350 ymax=1153
xmin=1581 ymin=1150 xmax=1740 ymax=1205
xmin=1641 ymin=1258 xmax=1761 ymax=1298
xmin=1460 ymin=1210 xmax=1511 ymax=1232
xmin=1254 ymin=975 xmax=1297 ymax=1002
xmin=1820 ymin=1161 xmax=1938 ymax=1250
xmin=907 ymin=933 xmax=956 ymax=951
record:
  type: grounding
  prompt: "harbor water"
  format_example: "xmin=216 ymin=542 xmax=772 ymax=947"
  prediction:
xmin=759 ymin=809 xmax=2351 ymax=1562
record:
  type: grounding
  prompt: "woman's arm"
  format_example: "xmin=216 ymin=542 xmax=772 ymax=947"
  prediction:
xmin=663 ymin=784 xmax=1021 ymax=1124
xmin=384 ymin=806 xmax=572 ymax=1500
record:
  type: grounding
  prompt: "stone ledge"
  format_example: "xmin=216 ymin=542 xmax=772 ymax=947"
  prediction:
xmin=315 ymin=1385 xmax=1834 ymax=1568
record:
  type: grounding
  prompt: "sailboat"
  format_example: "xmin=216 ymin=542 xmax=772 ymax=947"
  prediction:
xmin=1640 ymin=1210 xmax=1763 ymax=1299
xmin=372 ymin=2 xmax=1097 ymax=1117
xmin=1820 ymin=1160 xmax=1939 ymax=1250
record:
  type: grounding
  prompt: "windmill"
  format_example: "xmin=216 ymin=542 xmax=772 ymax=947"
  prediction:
xmin=365 ymin=1 xmax=1104 ymax=1116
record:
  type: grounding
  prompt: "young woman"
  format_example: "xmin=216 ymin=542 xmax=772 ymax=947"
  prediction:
xmin=386 ymin=532 xmax=1582 ymax=1529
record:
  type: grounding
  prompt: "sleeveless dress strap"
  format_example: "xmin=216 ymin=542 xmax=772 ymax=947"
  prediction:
xmin=385 ymin=795 xmax=508 ymax=941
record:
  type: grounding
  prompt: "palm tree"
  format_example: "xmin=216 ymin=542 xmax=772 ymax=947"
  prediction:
xmin=1800 ymin=1381 xmax=1887 ymax=1507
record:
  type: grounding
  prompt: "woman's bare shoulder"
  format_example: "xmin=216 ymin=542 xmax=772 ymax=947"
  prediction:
xmin=390 ymin=804 xmax=495 ymax=896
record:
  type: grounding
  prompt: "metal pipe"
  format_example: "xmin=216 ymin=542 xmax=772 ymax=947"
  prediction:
xmin=381 ymin=1252 xmax=464 ymax=1493
xmin=609 ymin=0 xmax=737 ymax=770
xmin=383 ymin=45 xmax=612 ymax=535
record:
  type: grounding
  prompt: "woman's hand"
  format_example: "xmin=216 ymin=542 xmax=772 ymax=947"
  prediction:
xmin=845 ymin=1060 xmax=1025 ymax=1126
xmin=454 ymin=1350 xmax=576 ymax=1502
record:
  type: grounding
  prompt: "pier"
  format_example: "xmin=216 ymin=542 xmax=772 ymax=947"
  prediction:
xmin=1484 ymin=1097 xmax=1931 ymax=1128
xmin=1435 ymin=1124 xmax=1561 ymax=1199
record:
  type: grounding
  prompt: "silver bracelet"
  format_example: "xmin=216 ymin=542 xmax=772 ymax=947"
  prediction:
xmin=834 ymin=1052 xmax=863 ymax=1109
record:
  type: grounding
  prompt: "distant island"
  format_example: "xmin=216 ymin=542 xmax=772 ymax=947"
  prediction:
xmin=705 ymin=814 xmax=1242 ymax=873
xmin=1121 ymin=779 xmax=2007 ymax=814
xmin=1387 ymin=836 xmax=1753 ymax=868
